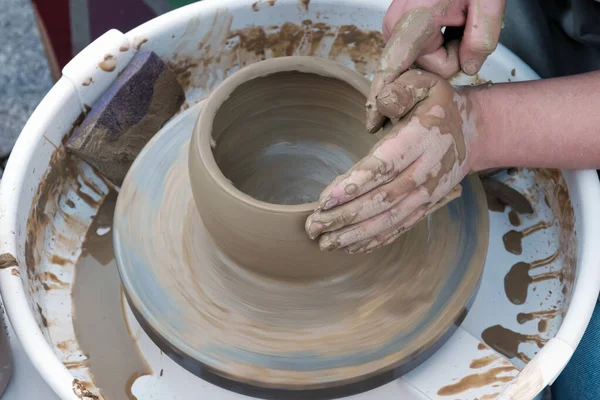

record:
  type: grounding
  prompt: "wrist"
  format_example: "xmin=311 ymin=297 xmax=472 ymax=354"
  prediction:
xmin=461 ymin=85 xmax=497 ymax=172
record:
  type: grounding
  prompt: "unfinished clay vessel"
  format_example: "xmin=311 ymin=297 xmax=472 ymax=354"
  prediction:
xmin=114 ymin=56 xmax=489 ymax=398
xmin=189 ymin=57 xmax=387 ymax=280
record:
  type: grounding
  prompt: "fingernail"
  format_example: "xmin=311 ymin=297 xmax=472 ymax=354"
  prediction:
xmin=323 ymin=198 xmax=338 ymax=210
xmin=376 ymin=88 xmax=406 ymax=119
xmin=319 ymin=236 xmax=338 ymax=252
xmin=345 ymin=183 xmax=358 ymax=195
xmin=462 ymin=60 xmax=479 ymax=76
xmin=307 ymin=221 xmax=324 ymax=239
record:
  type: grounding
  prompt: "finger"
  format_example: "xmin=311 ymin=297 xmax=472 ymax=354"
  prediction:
xmin=375 ymin=69 xmax=436 ymax=120
xmin=382 ymin=0 xmax=406 ymax=41
xmin=318 ymin=118 xmax=427 ymax=210
xmin=343 ymin=204 xmax=428 ymax=254
xmin=367 ymin=185 xmax=462 ymax=251
xmin=344 ymin=184 xmax=462 ymax=253
xmin=319 ymin=185 xmax=433 ymax=251
xmin=415 ymin=39 xmax=461 ymax=79
xmin=307 ymin=156 xmax=428 ymax=239
xmin=367 ymin=8 xmax=438 ymax=133
xmin=459 ymin=0 xmax=505 ymax=75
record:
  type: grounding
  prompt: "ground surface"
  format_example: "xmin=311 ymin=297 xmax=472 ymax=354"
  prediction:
xmin=0 ymin=0 xmax=53 ymax=177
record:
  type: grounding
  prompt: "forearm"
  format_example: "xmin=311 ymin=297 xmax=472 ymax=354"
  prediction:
xmin=469 ymin=70 xmax=600 ymax=171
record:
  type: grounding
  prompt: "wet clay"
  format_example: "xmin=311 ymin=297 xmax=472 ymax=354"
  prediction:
xmin=508 ymin=210 xmax=521 ymax=227
xmin=534 ymin=169 xmax=577 ymax=304
xmin=504 ymin=251 xmax=560 ymax=305
xmin=517 ymin=310 xmax=559 ymax=335
xmin=482 ymin=177 xmax=533 ymax=214
xmin=116 ymin=65 xmax=489 ymax=389
xmin=482 ymin=325 xmax=547 ymax=364
xmin=486 ymin=193 xmax=506 ymax=212
xmin=98 ymin=55 xmax=116 ymax=72
xmin=502 ymin=221 xmax=554 ymax=255
xmin=470 ymin=354 xmax=501 ymax=369
xmin=190 ymin=57 xmax=402 ymax=281
xmin=437 ymin=366 xmax=516 ymax=396
xmin=212 ymin=71 xmax=373 ymax=206
xmin=167 ymin=12 xmax=384 ymax=94
xmin=73 ymin=379 xmax=99 ymax=400
xmin=0 ymin=254 xmax=18 ymax=269
xmin=72 ymin=192 xmax=151 ymax=400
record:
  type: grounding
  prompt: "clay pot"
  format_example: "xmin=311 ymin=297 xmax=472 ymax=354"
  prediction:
xmin=189 ymin=57 xmax=386 ymax=281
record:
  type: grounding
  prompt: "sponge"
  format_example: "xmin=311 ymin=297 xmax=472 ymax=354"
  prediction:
xmin=66 ymin=51 xmax=185 ymax=186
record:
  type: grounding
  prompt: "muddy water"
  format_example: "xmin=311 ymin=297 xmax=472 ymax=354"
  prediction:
xmin=72 ymin=192 xmax=151 ymax=400
xmin=481 ymin=325 xmax=547 ymax=364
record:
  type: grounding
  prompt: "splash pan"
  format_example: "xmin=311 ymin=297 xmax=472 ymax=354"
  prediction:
xmin=0 ymin=1 xmax=599 ymax=400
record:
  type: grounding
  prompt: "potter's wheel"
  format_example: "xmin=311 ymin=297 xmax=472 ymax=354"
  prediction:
xmin=113 ymin=61 xmax=489 ymax=398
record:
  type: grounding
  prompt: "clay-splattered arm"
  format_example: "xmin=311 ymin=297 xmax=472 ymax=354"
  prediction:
xmin=469 ymin=70 xmax=600 ymax=171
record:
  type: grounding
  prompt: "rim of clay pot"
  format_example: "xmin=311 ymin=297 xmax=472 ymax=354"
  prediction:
xmin=191 ymin=56 xmax=373 ymax=213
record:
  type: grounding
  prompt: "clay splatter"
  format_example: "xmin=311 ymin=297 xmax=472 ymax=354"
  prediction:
xmin=504 ymin=251 xmax=560 ymax=305
xmin=516 ymin=309 xmax=560 ymax=324
xmin=508 ymin=210 xmax=521 ymax=226
xmin=37 ymin=303 xmax=48 ymax=327
xmin=503 ymin=220 xmax=554 ymax=255
xmin=482 ymin=177 xmax=533 ymax=214
xmin=486 ymin=193 xmax=507 ymax=212
xmin=517 ymin=309 xmax=558 ymax=333
xmin=482 ymin=325 xmax=547 ymax=364
xmin=41 ymin=271 xmax=68 ymax=290
xmin=72 ymin=379 xmax=99 ymax=400
xmin=535 ymin=169 xmax=577 ymax=305
xmin=437 ymin=365 xmax=516 ymax=396
xmin=82 ymin=77 xmax=93 ymax=86
xmin=0 ymin=253 xmax=18 ymax=269
xmin=167 ymin=12 xmax=383 ymax=93
xmin=120 ymin=44 xmax=130 ymax=52
xmin=300 ymin=0 xmax=310 ymax=11
xmin=133 ymin=37 xmax=148 ymax=50
xmin=98 ymin=54 xmax=116 ymax=72
xmin=252 ymin=0 xmax=276 ymax=11
xmin=470 ymin=354 xmax=501 ymax=369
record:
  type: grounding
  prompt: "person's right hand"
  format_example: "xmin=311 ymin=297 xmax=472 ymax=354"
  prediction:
xmin=367 ymin=0 xmax=505 ymax=132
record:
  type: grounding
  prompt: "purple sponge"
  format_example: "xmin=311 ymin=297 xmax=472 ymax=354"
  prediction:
xmin=66 ymin=51 xmax=185 ymax=186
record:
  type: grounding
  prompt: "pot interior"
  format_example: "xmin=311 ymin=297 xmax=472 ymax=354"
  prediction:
xmin=212 ymin=71 xmax=376 ymax=205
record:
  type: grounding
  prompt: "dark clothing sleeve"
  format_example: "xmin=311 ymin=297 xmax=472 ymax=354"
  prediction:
xmin=501 ymin=0 xmax=600 ymax=78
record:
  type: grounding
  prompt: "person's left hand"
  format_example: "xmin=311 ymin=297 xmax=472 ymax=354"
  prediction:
xmin=305 ymin=69 xmax=481 ymax=253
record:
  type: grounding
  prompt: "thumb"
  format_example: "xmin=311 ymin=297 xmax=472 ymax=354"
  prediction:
xmin=375 ymin=69 xmax=437 ymax=120
xmin=367 ymin=8 xmax=437 ymax=132
xmin=459 ymin=0 xmax=505 ymax=75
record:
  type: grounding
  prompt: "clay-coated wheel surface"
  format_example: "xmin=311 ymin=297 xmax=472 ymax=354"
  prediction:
xmin=114 ymin=99 xmax=488 ymax=397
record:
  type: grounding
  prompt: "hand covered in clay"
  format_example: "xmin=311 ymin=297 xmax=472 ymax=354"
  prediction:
xmin=368 ymin=0 xmax=505 ymax=132
xmin=306 ymin=69 xmax=479 ymax=253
